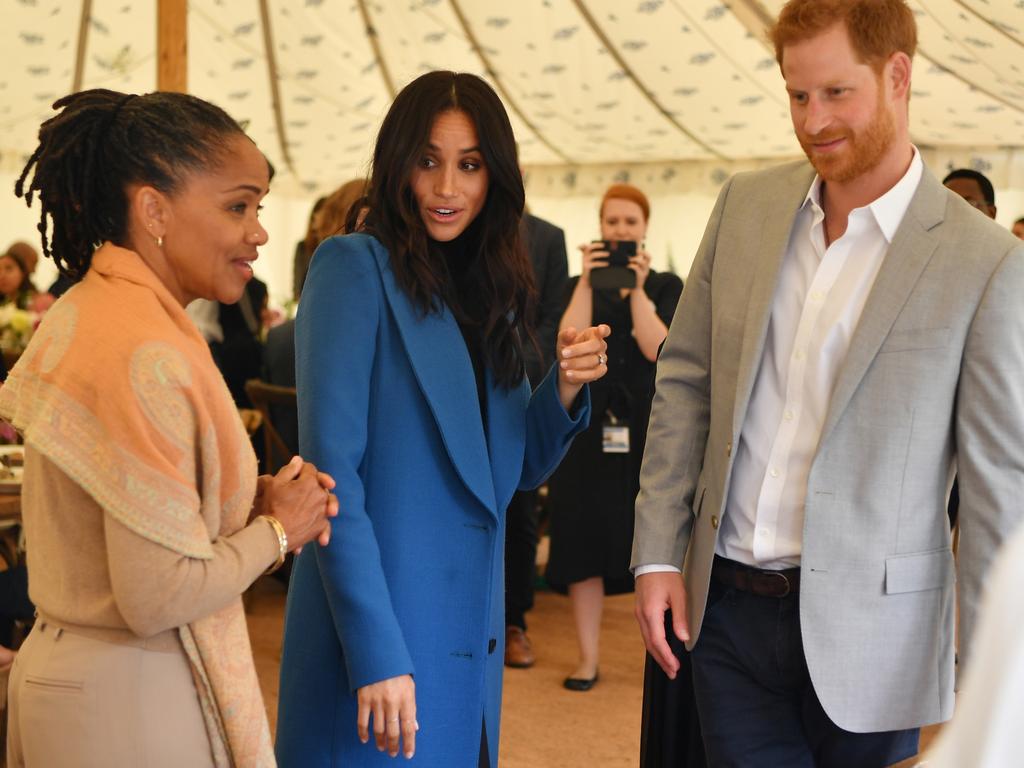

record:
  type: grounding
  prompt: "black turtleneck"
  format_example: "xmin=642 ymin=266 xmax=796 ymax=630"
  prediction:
xmin=430 ymin=218 xmax=487 ymax=427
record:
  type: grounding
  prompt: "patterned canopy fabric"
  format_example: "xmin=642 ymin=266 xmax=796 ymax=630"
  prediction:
xmin=3 ymin=0 xmax=1024 ymax=197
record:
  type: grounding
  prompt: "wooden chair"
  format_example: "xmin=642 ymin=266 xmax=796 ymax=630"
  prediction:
xmin=242 ymin=380 xmax=299 ymax=610
xmin=244 ymin=379 xmax=298 ymax=475
xmin=1 ymin=350 xmax=20 ymax=376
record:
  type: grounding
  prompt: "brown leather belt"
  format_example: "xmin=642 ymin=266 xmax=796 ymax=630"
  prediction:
xmin=712 ymin=556 xmax=800 ymax=598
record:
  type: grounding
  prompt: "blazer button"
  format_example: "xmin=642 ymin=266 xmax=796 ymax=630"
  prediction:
xmin=726 ymin=442 xmax=732 ymax=458
xmin=711 ymin=515 xmax=719 ymax=530
xmin=488 ymin=638 xmax=496 ymax=654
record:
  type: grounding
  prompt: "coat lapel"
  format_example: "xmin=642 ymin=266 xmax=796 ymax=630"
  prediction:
xmin=818 ymin=167 xmax=946 ymax=446
xmin=732 ymin=163 xmax=816 ymax=437
xmin=367 ymin=238 xmax=498 ymax=516
xmin=484 ymin=368 xmax=529 ymax=514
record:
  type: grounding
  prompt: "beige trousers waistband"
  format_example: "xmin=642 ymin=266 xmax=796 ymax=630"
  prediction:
xmin=34 ymin=612 xmax=181 ymax=653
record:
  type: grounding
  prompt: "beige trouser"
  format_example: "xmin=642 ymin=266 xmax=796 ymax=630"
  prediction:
xmin=7 ymin=617 xmax=216 ymax=768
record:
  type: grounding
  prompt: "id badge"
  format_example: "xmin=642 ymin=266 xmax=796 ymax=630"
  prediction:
xmin=602 ymin=424 xmax=630 ymax=454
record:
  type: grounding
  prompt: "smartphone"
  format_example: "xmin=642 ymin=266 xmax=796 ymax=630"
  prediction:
xmin=590 ymin=240 xmax=638 ymax=290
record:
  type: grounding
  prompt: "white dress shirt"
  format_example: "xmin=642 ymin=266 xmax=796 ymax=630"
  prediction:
xmin=637 ymin=149 xmax=923 ymax=575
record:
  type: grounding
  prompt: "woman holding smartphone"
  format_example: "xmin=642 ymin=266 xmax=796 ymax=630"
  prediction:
xmin=546 ymin=183 xmax=683 ymax=691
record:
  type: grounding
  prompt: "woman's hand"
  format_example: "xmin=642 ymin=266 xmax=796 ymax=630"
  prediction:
xmin=628 ymin=247 xmax=652 ymax=292
xmin=253 ymin=456 xmax=339 ymax=551
xmin=357 ymin=674 xmax=418 ymax=759
xmin=577 ymin=241 xmax=610 ymax=287
xmin=556 ymin=324 xmax=611 ymax=410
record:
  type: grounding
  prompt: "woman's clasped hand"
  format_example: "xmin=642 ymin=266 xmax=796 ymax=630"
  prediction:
xmin=251 ymin=455 xmax=338 ymax=552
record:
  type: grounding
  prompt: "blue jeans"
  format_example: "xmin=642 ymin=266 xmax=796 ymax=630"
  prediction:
xmin=690 ymin=561 xmax=919 ymax=767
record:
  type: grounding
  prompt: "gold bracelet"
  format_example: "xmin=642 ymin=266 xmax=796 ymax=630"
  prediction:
xmin=257 ymin=515 xmax=288 ymax=575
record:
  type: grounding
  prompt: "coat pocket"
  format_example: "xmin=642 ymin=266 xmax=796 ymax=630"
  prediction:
xmin=884 ymin=548 xmax=954 ymax=594
xmin=878 ymin=327 xmax=950 ymax=354
xmin=24 ymin=675 xmax=85 ymax=694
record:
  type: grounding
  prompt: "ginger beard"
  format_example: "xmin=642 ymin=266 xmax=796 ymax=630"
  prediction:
xmin=798 ymin=83 xmax=896 ymax=184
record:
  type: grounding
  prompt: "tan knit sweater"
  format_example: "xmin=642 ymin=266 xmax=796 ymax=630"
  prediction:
xmin=23 ymin=446 xmax=279 ymax=647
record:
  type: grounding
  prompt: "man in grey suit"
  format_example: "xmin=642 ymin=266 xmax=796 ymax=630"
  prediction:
xmin=632 ymin=1 xmax=1024 ymax=765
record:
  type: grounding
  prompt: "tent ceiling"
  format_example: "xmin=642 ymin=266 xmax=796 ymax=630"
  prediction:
xmin=3 ymin=0 xmax=1023 ymax=195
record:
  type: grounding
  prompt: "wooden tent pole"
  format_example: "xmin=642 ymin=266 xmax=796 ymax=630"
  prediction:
xmin=157 ymin=0 xmax=187 ymax=93
xmin=72 ymin=0 xmax=94 ymax=93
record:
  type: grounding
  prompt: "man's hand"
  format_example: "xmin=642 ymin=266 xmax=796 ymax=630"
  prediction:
xmin=634 ymin=571 xmax=689 ymax=679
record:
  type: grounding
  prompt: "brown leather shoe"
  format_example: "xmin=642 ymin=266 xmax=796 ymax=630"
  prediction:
xmin=504 ymin=626 xmax=535 ymax=668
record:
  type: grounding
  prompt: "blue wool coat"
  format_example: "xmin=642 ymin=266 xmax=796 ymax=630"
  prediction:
xmin=276 ymin=234 xmax=590 ymax=767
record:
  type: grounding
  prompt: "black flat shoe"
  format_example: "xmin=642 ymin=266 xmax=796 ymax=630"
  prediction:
xmin=563 ymin=671 xmax=599 ymax=691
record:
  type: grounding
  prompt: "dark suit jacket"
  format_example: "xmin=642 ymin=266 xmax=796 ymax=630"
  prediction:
xmin=211 ymin=277 xmax=266 ymax=407
xmin=263 ymin=319 xmax=299 ymax=455
xmin=521 ymin=213 xmax=569 ymax=388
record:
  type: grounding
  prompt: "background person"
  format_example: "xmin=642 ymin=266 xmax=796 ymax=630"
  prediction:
xmin=311 ymin=178 xmax=367 ymax=250
xmin=275 ymin=70 xmax=608 ymax=768
xmin=3 ymin=243 xmax=40 ymax=293
xmin=546 ymin=183 xmax=682 ymax=691
xmin=942 ymin=168 xmax=996 ymax=219
xmin=293 ymin=195 xmax=326 ymax=301
xmin=4 ymin=88 xmax=337 ymax=767
xmin=632 ymin=1 xmax=1024 ymax=765
xmin=0 ymin=251 xmax=36 ymax=310
xmin=503 ymin=210 xmax=569 ymax=669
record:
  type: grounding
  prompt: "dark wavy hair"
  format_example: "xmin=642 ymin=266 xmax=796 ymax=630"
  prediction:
xmin=15 ymin=88 xmax=248 ymax=279
xmin=361 ymin=71 xmax=535 ymax=389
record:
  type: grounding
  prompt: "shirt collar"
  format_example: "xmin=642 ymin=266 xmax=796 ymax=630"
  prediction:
xmin=800 ymin=146 xmax=923 ymax=243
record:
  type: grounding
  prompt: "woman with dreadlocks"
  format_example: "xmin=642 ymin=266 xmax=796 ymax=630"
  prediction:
xmin=2 ymin=89 xmax=338 ymax=767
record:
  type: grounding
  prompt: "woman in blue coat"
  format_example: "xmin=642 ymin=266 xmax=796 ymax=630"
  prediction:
xmin=276 ymin=71 xmax=610 ymax=767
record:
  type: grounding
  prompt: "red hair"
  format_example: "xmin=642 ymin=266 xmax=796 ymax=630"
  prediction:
xmin=771 ymin=0 xmax=916 ymax=72
xmin=600 ymin=184 xmax=650 ymax=222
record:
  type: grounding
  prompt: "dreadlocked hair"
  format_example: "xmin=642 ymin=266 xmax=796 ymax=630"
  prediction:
xmin=15 ymin=89 xmax=246 ymax=279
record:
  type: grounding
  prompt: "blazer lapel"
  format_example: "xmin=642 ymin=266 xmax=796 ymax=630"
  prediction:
xmin=732 ymin=164 xmax=816 ymax=437
xmin=819 ymin=167 xmax=946 ymax=446
xmin=368 ymin=239 xmax=497 ymax=516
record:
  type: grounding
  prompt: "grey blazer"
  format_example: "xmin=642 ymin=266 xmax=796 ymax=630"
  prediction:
xmin=632 ymin=160 xmax=1024 ymax=733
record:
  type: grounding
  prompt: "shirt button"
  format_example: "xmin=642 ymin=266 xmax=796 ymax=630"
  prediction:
xmin=769 ymin=467 xmax=779 ymax=478
xmin=758 ymin=528 xmax=769 ymax=537
xmin=784 ymin=410 xmax=794 ymax=421
xmin=794 ymin=350 xmax=805 ymax=361
xmin=811 ymin=291 xmax=824 ymax=302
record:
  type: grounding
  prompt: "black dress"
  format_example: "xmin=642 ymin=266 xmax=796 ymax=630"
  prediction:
xmin=545 ymin=269 xmax=682 ymax=594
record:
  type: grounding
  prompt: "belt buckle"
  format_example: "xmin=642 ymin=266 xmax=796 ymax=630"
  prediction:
xmin=763 ymin=570 xmax=791 ymax=598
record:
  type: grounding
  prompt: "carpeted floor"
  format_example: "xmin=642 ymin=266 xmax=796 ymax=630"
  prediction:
xmin=248 ymin=575 xmax=938 ymax=766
